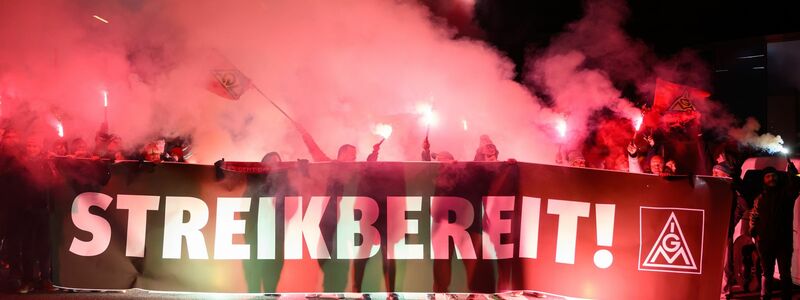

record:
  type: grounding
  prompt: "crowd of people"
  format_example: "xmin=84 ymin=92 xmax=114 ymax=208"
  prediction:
xmin=294 ymin=122 xmax=800 ymax=300
xmin=0 ymin=124 xmax=190 ymax=165
xmin=0 ymin=123 xmax=191 ymax=293
xmin=0 ymin=119 xmax=798 ymax=299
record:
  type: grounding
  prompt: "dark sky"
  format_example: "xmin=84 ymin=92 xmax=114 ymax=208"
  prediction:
xmin=470 ymin=0 xmax=800 ymax=74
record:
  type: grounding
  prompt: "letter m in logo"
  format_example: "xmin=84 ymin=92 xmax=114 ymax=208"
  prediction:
xmin=638 ymin=207 xmax=705 ymax=274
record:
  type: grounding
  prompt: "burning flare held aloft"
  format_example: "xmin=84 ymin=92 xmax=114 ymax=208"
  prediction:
xmin=556 ymin=117 xmax=567 ymax=139
xmin=373 ymin=123 xmax=393 ymax=140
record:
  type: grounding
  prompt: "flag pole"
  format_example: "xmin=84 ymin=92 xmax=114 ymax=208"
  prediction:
xmin=214 ymin=50 xmax=296 ymax=125
xmin=251 ymin=84 xmax=295 ymax=124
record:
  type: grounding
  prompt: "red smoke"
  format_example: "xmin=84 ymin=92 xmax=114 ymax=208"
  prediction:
xmin=0 ymin=0 xmax=780 ymax=165
xmin=0 ymin=0 xmax=561 ymax=163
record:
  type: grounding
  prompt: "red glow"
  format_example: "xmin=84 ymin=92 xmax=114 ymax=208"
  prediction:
xmin=632 ymin=115 xmax=643 ymax=131
xmin=417 ymin=103 xmax=438 ymax=127
xmin=373 ymin=123 xmax=393 ymax=139
xmin=56 ymin=122 xmax=64 ymax=137
xmin=556 ymin=117 xmax=567 ymax=138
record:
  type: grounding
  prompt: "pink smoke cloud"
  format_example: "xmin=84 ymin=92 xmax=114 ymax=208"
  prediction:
xmin=0 ymin=0 xmax=559 ymax=164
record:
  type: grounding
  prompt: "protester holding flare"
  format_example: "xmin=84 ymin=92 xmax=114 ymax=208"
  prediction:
xmin=366 ymin=139 xmax=383 ymax=162
xmin=626 ymin=134 xmax=678 ymax=175
xmin=296 ymin=123 xmax=372 ymax=162
xmin=422 ymin=136 xmax=432 ymax=161
xmin=422 ymin=136 xmax=456 ymax=162
xmin=368 ymin=123 xmax=391 ymax=162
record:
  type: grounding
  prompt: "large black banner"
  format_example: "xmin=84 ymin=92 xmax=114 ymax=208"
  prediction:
xmin=39 ymin=160 xmax=731 ymax=299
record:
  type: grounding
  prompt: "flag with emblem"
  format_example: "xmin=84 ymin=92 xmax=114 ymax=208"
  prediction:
xmin=208 ymin=69 xmax=252 ymax=100
xmin=645 ymin=78 xmax=709 ymax=126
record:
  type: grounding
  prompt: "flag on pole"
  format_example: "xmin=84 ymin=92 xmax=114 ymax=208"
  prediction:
xmin=209 ymin=69 xmax=252 ymax=100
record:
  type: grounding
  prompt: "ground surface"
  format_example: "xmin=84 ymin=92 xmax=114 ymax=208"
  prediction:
xmin=1 ymin=289 xmax=800 ymax=300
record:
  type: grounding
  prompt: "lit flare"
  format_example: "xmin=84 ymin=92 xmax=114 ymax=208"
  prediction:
xmin=374 ymin=123 xmax=393 ymax=139
xmin=417 ymin=103 xmax=438 ymax=127
xmin=56 ymin=122 xmax=64 ymax=138
xmin=556 ymin=118 xmax=567 ymax=138
xmin=632 ymin=115 xmax=643 ymax=131
xmin=93 ymin=15 xmax=109 ymax=24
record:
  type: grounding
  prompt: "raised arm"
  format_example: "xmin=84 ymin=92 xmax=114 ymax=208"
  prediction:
xmin=296 ymin=125 xmax=331 ymax=162
xmin=786 ymin=156 xmax=799 ymax=195
xmin=366 ymin=139 xmax=383 ymax=162
xmin=421 ymin=137 xmax=431 ymax=161
xmin=627 ymin=143 xmax=643 ymax=173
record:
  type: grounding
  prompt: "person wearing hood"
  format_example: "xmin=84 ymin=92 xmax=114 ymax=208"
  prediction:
xmin=474 ymin=135 xmax=498 ymax=162
xmin=749 ymin=158 xmax=799 ymax=300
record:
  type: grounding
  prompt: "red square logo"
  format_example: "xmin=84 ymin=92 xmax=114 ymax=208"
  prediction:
xmin=638 ymin=207 xmax=705 ymax=274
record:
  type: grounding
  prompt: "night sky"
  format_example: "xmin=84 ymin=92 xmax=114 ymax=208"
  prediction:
xmin=458 ymin=0 xmax=800 ymax=79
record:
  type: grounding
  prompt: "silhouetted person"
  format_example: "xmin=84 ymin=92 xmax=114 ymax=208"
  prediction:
xmin=0 ymin=128 xmax=24 ymax=286
xmin=422 ymin=137 xmax=454 ymax=162
xmin=261 ymin=152 xmax=281 ymax=165
xmin=713 ymin=157 xmax=749 ymax=298
xmin=243 ymin=152 xmax=291 ymax=293
xmin=297 ymin=123 xmax=360 ymax=162
xmin=749 ymin=160 xmax=799 ymax=300
xmin=473 ymin=135 xmax=498 ymax=162
xmin=296 ymin=125 xmax=367 ymax=294
xmin=8 ymin=136 xmax=55 ymax=293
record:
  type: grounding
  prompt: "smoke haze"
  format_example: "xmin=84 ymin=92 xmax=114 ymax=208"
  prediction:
xmin=0 ymin=0 xmax=560 ymax=163
xmin=0 ymin=0 xmax=782 ymax=164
